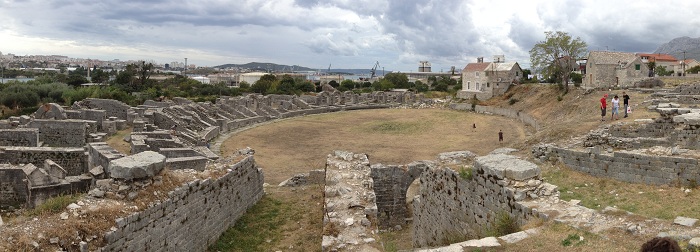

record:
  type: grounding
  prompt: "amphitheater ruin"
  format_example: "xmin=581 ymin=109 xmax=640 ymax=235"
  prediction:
xmin=1 ymin=84 xmax=700 ymax=251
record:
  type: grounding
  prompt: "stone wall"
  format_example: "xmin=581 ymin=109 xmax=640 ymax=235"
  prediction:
xmin=534 ymin=145 xmax=700 ymax=186
xmin=27 ymin=120 xmax=89 ymax=147
xmin=73 ymin=98 xmax=131 ymax=120
xmin=28 ymin=176 xmax=92 ymax=208
xmin=88 ymin=142 xmax=126 ymax=171
xmin=100 ymin=156 xmax=264 ymax=251
xmin=0 ymin=165 xmax=29 ymax=209
xmin=0 ymin=128 xmax=39 ymax=147
xmin=412 ymin=154 xmax=543 ymax=248
xmin=370 ymin=161 xmax=429 ymax=229
xmin=449 ymin=104 xmax=540 ymax=131
xmin=0 ymin=147 xmax=87 ymax=176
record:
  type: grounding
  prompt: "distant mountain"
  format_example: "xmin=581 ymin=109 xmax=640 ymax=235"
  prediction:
xmin=213 ymin=62 xmax=315 ymax=72
xmin=653 ymin=36 xmax=700 ymax=61
xmin=212 ymin=62 xmax=387 ymax=76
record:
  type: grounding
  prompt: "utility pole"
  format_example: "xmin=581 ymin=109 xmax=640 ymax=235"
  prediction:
xmin=683 ymin=51 xmax=686 ymax=77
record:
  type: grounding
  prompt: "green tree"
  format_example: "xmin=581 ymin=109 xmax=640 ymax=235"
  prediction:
xmin=529 ymin=31 xmax=587 ymax=93
xmin=383 ymin=73 xmax=409 ymax=89
xmin=251 ymin=79 xmax=273 ymax=94
xmin=328 ymin=80 xmax=339 ymax=88
xmin=66 ymin=74 xmax=89 ymax=86
xmin=570 ymin=72 xmax=583 ymax=85
xmin=295 ymin=81 xmax=315 ymax=93
xmin=277 ymin=74 xmax=296 ymax=94
xmin=414 ymin=80 xmax=429 ymax=92
xmin=91 ymin=69 xmax=110 ymax=83
xmin=340 ymin=79 xmax=356 ymax=90
xmin=655 ymin=66 xmax=672 ymax=76
xmin=687 ymin=65 xmax=700 ymax=74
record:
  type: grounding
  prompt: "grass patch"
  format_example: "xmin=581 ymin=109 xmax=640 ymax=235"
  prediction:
xmin=105 ymin=127 xmax=132 ymax=155
xmin=561 ymin=233 xmax=586 ymax=247
xmin=542 ymin=163 xmax=700 ymax=220
xmin=482 ymin=211 xmax=520 ymax=237
xmin=507 ymin=222 xmax=646 ymax=251
xmin=27 ymin=194 xmax=81 ymax=216
xmin=459 ymin=166 xmax=473 ymax=180
xmin=367 ymin=121 xmax=430 ymax=134
xmin=209 ymin=196 xmax=286 ymax=251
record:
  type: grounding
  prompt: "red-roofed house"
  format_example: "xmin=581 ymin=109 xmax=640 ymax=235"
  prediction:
xmin=675 ymin=59 xmax=699 ymax=76
xmin=457 ymin=56 xmax=522 ymax=100
xmin=637 ymin=53 xmax=679 ymax=74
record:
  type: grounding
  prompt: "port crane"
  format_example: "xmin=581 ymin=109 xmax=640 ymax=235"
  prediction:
xmin=370 ymin=61 xmax=380 ymax=78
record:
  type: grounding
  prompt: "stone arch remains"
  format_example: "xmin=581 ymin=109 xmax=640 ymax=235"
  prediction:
xmin=370 ymin=161 xmax=431 ymax=230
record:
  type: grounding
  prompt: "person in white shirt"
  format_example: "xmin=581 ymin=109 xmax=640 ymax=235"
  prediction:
xmin=611 ymin=95 xmax=620 ymax=120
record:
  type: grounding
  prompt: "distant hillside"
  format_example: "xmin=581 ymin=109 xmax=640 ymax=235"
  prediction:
xmin=213 ymin=62 xmax=384 ymax=75
xmin=213 ymin=62 xmax=315 ymax=72
xmin=653 ymin=36 xmax=700 ymax=61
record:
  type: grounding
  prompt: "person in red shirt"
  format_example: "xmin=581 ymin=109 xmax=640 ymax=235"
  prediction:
xmin=600 ymin=94 xmax=608 ymax=121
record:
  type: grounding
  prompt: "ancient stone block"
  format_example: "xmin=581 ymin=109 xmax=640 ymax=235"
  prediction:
xmin=108 ymin=151 xmax=166 ymax=180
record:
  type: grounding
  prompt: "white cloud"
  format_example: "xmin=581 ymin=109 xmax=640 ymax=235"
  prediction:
xmin=1 ymin=0 xmax=699 ymax=71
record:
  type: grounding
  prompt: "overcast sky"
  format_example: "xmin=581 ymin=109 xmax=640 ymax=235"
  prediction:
xmin=1 ymin=0 xmax=699 ymax=72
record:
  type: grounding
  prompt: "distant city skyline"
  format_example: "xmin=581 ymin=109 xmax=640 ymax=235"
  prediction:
xmin=1 ymin=0 xmax=699 ymax=72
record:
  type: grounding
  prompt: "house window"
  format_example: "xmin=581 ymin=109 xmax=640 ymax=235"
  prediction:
xmin=467 ymin=81 xmax=471 ymax=90
xmin=487 ymin=83 xmax=490 ymax=88
xmin=485 ymin=72 xmax=489 ymax=76
xmin=516 ymin=71 xmax=519 ymax=76
xmin=635 ymin=64 xmax=640 ymax=70
xmin=475 ymin=72 xmax=479 ymax=77
xmin=476 ymin=82 xmax=480 ymax=90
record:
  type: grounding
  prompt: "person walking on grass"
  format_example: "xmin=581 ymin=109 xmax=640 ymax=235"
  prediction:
xmin=611 ymin=95 xmax=620 ymax=120
xmin=600 ymin=94 xmax=608 ymax=121
xmin=623 ymin=91 xmax=630 ymax=118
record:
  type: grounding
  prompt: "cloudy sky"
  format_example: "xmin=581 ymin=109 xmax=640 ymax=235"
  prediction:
xmin=1 ymin=0 xmax=699 ymax=72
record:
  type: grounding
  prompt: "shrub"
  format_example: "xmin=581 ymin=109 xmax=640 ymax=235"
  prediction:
xmin=483 ymin=211 xmax=520 ymax=237
xmin=508 ymin=98 xmax=519 ymax=105
xmin=459 ymin=166 xmax=473 ymax=180
xmin=27 ymin=194 xmax=81 ymax=216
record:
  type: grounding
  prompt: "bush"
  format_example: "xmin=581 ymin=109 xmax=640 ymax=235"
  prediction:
xmin=508 ymin=98 xmax=519 ymax=105
xmin=27 ymin=194 xmax=81 ymax=216
xmin=458 ymin=166 xmax=473 ymax=180
xmin=483 ymin=211 xmax=520 ymax=237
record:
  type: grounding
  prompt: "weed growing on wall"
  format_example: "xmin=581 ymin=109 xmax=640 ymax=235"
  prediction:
xmin=458 ymin=166 xmax=473 ymax=180
xmin=482 ymin=211 xmax=520 ymax=237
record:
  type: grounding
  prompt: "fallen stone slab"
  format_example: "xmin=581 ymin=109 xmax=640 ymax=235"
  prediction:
xmin=475 ymin=154 xmax=541 ymax=181
xmin=456 ymin=237 xmax=501 ymax=249
xmin=688 ymin=237 xmax=700 ymax=250
xmin=673 ymin=216 xmax=698 ymax=227
xmin=108 ymin=151 xmax=166 ymax=180
xmin=499 ymin=228 xmax=540 ymax=244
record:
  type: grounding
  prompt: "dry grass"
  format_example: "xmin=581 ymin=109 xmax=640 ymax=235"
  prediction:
xmin=105 ymin=127 xmax=133 ymax=155
xmin=543 ymin=162 xmax=700 ymax=220
xmin=221 ymin=109 xmax=529 ymax=184
xmin=218 ymin=108 xmax=530 ymax=251
xmin=503 ymin=222 xmax=651 ymax=252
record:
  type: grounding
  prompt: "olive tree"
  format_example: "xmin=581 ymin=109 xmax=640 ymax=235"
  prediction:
xmin=530 ymin=31 xmax=587 ymax=93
